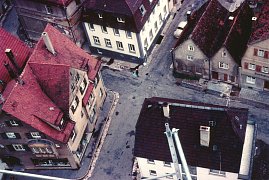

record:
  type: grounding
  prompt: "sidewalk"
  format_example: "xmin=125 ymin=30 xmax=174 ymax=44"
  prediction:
xmin=13 ymin=90 xmax=119 ymax=180
xmin=238 ymin=88 xmax=269 ymax=106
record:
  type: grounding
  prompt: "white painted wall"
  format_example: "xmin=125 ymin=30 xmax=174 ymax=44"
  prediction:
xmin=137 ymin=157 xmax=239 ymax=180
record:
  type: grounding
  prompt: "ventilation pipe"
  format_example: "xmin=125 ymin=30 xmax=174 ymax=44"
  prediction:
xmin=42 ymin=32 xmax=56 ymax=55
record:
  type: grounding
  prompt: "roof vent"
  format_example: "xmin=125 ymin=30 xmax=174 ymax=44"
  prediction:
xmin=252 ymin=17 xmax=257 ymax=21
xmin=42 ymin=32 xmax=56 ymax=55
xmin=49 ymin=107 xmax=55 ymax=111
xmin=200 ymin=126 xmax=210 ymax=147
xmin=163 ymin=103 xmax=170 ymax=118
xmin=229 ymin=16 xmax=234 ymax=20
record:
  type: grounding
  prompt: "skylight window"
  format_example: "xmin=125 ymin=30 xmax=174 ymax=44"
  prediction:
xmin=139 ymin=5 xmax=146 ymax=16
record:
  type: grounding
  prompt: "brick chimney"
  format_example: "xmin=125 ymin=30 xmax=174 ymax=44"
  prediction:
xmin=5 ymin=49 xmax=20 ymax=73
xmin=42 ymin=32 xmax=56 ymax=55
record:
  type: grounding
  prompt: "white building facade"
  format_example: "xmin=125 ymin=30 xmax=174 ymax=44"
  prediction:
xmin=83 ymin=0 xmax=169 ymax=64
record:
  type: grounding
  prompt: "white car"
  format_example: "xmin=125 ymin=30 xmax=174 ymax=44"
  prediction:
xmin=173 ymin=21 xmax=187 ymax=38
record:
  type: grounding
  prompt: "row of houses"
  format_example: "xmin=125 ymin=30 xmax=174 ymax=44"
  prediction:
xmin=172 ymin=0 xmax=269 ymax=91
xmin=13 ymin=0 xmax=179 ymax=64
xmin=0 ymin=24 xmax=106 ymax=170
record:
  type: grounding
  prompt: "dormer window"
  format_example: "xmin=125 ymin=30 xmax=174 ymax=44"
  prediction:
xmin=117 ymin=17 xmax=125 ymax=23
xmin=98 ymin=13 xmax=103 ymax=19
xmin=30 ymin=132 xmax=42 ymax=139
xmin=45 ymin=5 xmax=53 ymax=14
xmin=139 ymin=5 xmax=146 ymax=16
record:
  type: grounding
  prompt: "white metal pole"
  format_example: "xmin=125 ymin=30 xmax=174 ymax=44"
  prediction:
xmin=164 ymin=123 xmax=182 ymax=180
xmin=172 ymin=128 xmax=192 ymax=180
xmin=0 ymin=169 xmax=71 ymax=180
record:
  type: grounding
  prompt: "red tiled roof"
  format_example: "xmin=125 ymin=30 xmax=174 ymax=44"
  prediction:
xmin=82 ymin=83 xmax=94 ymax=107
xmin=2 ymin=65 xmax=75 ymax=143
xmin=249 ymin=0 xmax=269 ymax=44
xmin=134 ymin=97 xmax=249 ymax=173
xmin=0 ymin=28 xmax=31 ymax=86
xmin=175 ymin=0 xmax=252 ymax=63
xmin=84 ymin=0 xmax=159 ymax=32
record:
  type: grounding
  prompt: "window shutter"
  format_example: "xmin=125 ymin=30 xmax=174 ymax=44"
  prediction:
xmin=256 ymin=65 xmax=262 ymax=72
xmin=244 ymin=62 xmax=248 ymax=69
xmin=254 ymin=48 xmax=258 ymax=56
xmin=265 ymin=51 xmax=269 ymax=59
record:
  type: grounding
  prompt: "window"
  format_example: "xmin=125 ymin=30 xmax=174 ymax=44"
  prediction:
xmin=93 ymin=36 xmax=100 ymax=45
xmin=188 ymin=45 xmax=194 ymax=51
xmin=31 ymin=132 xmax=41 ymax=139
xmin=258 ymin=49 xmax=265 ymax=57
xmin=246 ymin=76 xmax=256 ymax=84
xmin=159 ymin=13 xmax=162 ymax=24
xmin=219 ymin=62 xmax=229 ymax=69
xmin=209 ymin=169 xmax=225 ymax=176
xmin=149 ymin=170 xmax=157 ymax=176
xmin=114 ymin=28 xmax=120 ymax=36
xmin=149 ymin=30 xmax=153 ymax=40
xmin=103 ymin=39 xmax=112 ymax=48
xmin=88 ymin=23 xmax=94 ymax=31
xmin=147 ymin=159 xmax=155 ymax=164
xmin=12 ymin=144 xmax=25 ymax=151
xmin=222 ymin=51 xmax=227 ymax=57
xmin=163 ymin=5 xmax=167 ymax=16
xmin=99 ymin=89 xmax=103 ymax=97
xmin=101 ymin=26 xmax=108 ymax=33
xmin=262 ymin=66 xmax=269 ymax=73
xmin=144 ymin=38 xmax=148 ymax=48
xmin=128 ymin=44 xmax=136 ymax=53
xmin=248 ymin=63 xmax=256 ymax=70
xmin=32 ymin=147 xmax=40 ymax=154
xmin=116 ymin=41 xmax=124 ymax=50
xmin=80 ymin=78 xmax=87 ymax=94
xmin=45 ymin=5 xmax=53 ymax=14
xmin=70 ymin=130 xmax=76 ymax=141
xmin=117 ymin=17 xmax=125 ymax=23
xmin=71 ymin=96 xmax=79 ymax=113
xmin=71 ymin=84 xmax=75 ymax=92
xmin=6 ymin=132 xmax=16 ymax=139
xmin=45 ymin=147 xmax=53 ymax=154
xmin=94 ymin=73 xmax=100 ymax=87
xmin=139 ymin=5 xmax=146 ymax=16
xmin=98 ymin=13 xmax=103 ymax=19
xmin=126 ymin=31 xmax=132 ymax=38
xmin=149 ymin=0 xmax=153 ymax=4
xmin=154 ymin=21 xmax=158 ymax=32
xmin=187 ymin=55 xmax=193 ymax=61
xmin=164 ymin=161 xmax=171 ymax=167
xmin=158 ymin=0 xmax=160 ymax=6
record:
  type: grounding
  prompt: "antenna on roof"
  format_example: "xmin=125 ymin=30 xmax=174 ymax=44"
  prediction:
xmin=42 ymin=32 xmax=56 ymax=55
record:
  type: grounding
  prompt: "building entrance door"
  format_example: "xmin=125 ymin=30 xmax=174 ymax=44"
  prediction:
xmin=212 ymin=71 xmax=218 ymax=80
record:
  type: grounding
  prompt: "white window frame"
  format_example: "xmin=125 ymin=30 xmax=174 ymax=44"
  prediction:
xmin=71 ymin=130 xmax=76 ymax=141
xmin=101 ymin=26 xmax=108 ymax=33
xmin=262 ymin=66 xmax=269 ymax=73
xmin=93 ymin=36 xmax=100 ymax=45
xmin=139 ymin=5 xmax=146 ymax=16
xmin=31 ymin=132 xmax=41 ymax=139
xmin=116 ymin=41 xmax=124 ymax=50
xmin=117 ymin=17 xmax=125 ymax=23
xmin=188 ymin=45 xmax=194 ymax=51
xmin=246 ymin=76 xmax=256 ymax=84
xmin=128 ymin=44 xmax=136 ymax=53
xmin=149 ymin=170 xmax=157 ymax=176
xmin=219 ymin=62 xmax=229 ymax=69
xmin=258 ymin=49 xmax=265 ymax=57
xmin=98 ymin=13 xmax=103 ymax=19
xmin=12 ymin=144 xmax=25 ymax=151
xmin=114 ymin=29 xmax=120 ymax=36
xmin=6 ymin=132 xmax=16 ymax=139
xmin=248 ymin=63 xmax=255 ymax=70
xmin=105 ymin=38 xmax=112 ymax=48
xmin=187 ymin=55 xmax=193 ymax=61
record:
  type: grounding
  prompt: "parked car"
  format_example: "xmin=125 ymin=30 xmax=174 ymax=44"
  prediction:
xmin=173 ymin=21 xmax=187 ymax=38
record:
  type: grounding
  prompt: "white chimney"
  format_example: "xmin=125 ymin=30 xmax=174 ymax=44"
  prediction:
xmin=200 ymin=126 xmax=210 ymax=147
xmin=163 ymin=103 xmax=170 ymax=118
xmin=42 ymin=32 xmax=56 ymax=55
xmin=252 ymin=17 xmax=257 ymax=21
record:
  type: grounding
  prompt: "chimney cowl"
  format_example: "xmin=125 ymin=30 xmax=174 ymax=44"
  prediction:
xmin=42 ymin=32 xmax=56 ymax=55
